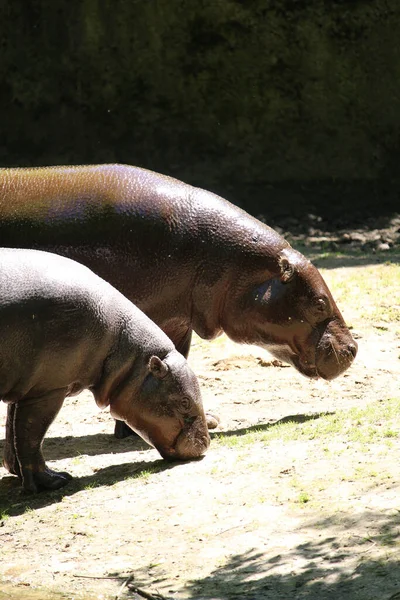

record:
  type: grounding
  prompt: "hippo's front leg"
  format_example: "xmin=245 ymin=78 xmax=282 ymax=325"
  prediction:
xmin=172 ymin=328 xmax=219 ymax=430
xmin=3 ymin=404 xmax=20 ymax=476
xmin=174 ymin=328 xmax=220 ymax=430
xmin=11 ymin=390 xmax=72 ymax=493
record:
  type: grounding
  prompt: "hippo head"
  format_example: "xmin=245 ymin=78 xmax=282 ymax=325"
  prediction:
xmin=109 ymin=349 xmax=210 ymax=460
xmin=223 ymin=246 xmax=357 ymax=380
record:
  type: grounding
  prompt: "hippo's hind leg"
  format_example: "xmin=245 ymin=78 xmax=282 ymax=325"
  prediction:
xmin=13 ymin=389 xmax=72 ymax=493
xmin=3 ymin=403 xmax=20 ymax=476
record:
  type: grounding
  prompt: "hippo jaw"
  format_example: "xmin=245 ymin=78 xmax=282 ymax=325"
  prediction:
xmin=261 ymin=304 xmax=358 ymax=380
xmin=263 ymin=321 xmax=357 ymax=381
xmin=156 ymin=416 xmax=211 ymax=460
xmin=123 ymin=413 xmax=210 ymax=460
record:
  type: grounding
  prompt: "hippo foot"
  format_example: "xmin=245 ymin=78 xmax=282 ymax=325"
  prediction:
xmin=22 ymin=467 xmax=73 ymax=494
xmin=114 ymin=419 xmax=138 ymax=439
xmin=206 ymin=412 xmax=220 ymax=430
xmin=3 ymin=451 xmax=21 ymax=477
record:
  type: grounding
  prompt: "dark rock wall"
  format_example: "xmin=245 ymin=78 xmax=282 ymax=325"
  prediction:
xmin=1 ymin=1 xmax=399 ymax=221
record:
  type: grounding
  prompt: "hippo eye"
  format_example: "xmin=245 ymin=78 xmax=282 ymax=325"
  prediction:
xmin=315 ymin=298 xmax=328 ymax=314
xmin=179 ymin=397 xmax=192 ymax=413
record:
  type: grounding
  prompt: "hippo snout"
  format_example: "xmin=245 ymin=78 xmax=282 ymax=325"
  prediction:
xmin=315 ymin=320 xmax=358 ymax=380
xmin=161 ymin=416 xmax=210 ymax=461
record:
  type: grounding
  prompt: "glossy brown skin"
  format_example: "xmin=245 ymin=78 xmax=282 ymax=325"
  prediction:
xmin=0 ymin=249 xmax=210 ymax=493
xmin=0 ymin=165 xmax=357 ymax=433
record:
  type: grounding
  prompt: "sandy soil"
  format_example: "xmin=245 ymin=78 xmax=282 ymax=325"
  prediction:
xmin=1 ymin=249 xmax=400 ymax=600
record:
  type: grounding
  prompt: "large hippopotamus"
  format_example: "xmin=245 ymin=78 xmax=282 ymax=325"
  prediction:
xmin=0 ymin=248 xmax=210 ymax=493
xmin=0 ymin=164 xmax=357 ymax=437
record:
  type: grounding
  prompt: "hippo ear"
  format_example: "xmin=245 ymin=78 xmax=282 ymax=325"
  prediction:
xmin=279 ymin=256 xmax=295 ymax=283
xmin=149 ymin=355 xmax=169 ymax=379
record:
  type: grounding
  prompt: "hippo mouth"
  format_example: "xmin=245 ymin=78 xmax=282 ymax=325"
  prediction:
xmin=314 ymin=323 xmax=358 ymax=380
xmin=270 ymin=325 xmax=357 ymax=381
xmin=292 ymin=341 xmax=357 ymax=381
xmin=290 ymin=355 xmax=319 ymax=379
xmin=156 ymin=416 xmax=210 ymax=461
xmin=266 ymin=343 xmax=320 ymax=380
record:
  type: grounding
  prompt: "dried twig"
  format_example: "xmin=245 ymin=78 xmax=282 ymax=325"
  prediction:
xmin=72 ymin=574 xmax=170 ymax=600
xmin=73 ymin=574 xmax=123 ymax=580
xmin=215 ymin=524 xmax=244 ymax=536
xmin=128 ymin=584 xmax=170 ymax=600
xmin=115 ymin=575 xmax=134 ymax=599
xmin=359 ymin=540 xmax=377 ymax=554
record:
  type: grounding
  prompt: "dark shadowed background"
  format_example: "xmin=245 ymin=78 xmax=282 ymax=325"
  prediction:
xmin=0 ymin=0 xmax=399 ymax=224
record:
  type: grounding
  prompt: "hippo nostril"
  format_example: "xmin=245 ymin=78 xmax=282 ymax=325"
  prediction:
xmin=348 ymin=342 xmax=358 ymax=358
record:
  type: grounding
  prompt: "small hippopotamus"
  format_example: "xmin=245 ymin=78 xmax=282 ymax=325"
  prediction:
xmin=0 ymin=249 xmax=210 ymax=493
xmin=0 ymin=165 xmax=357 ymax=439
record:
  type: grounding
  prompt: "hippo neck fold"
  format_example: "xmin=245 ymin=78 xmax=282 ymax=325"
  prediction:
xmin=93 ymin=299 xmax=175 ymax=409
xmin=189 ymin=188 xmax=289 ymax=339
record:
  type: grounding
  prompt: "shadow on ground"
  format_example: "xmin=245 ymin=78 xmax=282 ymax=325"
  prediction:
xmin=0 ymin=457 xmax=184 ymax=517
xmin=182 ymin=545 xmax=400 ymax=599
xmin=210 ymin=412 xmax=334 ymax=440
xmin=0 ymin=431 xmax=150 ymax=463
xmin=127 ymin=510 xmax=400 ymax=599
xmin=0 ymin=411 xmax=332 ymax=517
xmin=0 ymin=412 xmax=330 ymax=464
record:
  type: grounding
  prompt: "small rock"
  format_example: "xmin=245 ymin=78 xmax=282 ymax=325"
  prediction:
xmin=340 ymin=233 xmax=352 ymax=243
xmin=349 ymin=232 xmax=366 ymax=243
xmin=307 ymin=213 xmax=322 ymax=222
xmin=376 ymin=242 xmax=390 ymax=251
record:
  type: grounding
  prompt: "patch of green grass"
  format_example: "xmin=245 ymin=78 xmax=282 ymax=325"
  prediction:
xmin=354 ymin=465 xmax=379 ymax=479
xmin=210 ymin=465 xmax=225 ymax=476
xmin=297 ymin=492 xmax=310 ymax=504
xmin=0 ymin=510 xmax=9 ymax=522
xmin=319 ymin=262 xmax=400 ymax=327
xmin=299 ymin=245 xmax=400 ymax=267
xmin=383 ymin=429 xmax=398 ymax=438
xmin=377 ymin=524 xmax=399 ymax=547
xmin=214 ymin=398 xmax=400 ymax=451
xmin=84 ymin=480 xmax=101 ymax=490
xmin=127 ymin=465 xmax=164 ymax=482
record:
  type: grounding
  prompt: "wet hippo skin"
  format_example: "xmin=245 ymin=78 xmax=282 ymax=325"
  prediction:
xmin=0 ymin=249 xmax=210 ymax=493
xmin=0 ymin=165 xmax=357 ymax=438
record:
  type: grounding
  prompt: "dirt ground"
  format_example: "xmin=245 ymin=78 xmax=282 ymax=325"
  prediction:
xmin=1 ymin=225 xmax=400 ymax=600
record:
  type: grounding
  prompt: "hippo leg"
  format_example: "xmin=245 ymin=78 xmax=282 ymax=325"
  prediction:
xmin=176 ymin=329 xmax=220 ymax=430
xmin=175 ymin=327 xmax=193 ymax=360
xmin=3 ymin=404 xmax=20 ymax=476
xmin=205 ymin=413 xmax=220 ymax=429
xmin=113 ymin=419 xmax=135 ymax=439
xmin=177 ymin=329 xmax=220 ymax=430
xmin=114 ymin=327 xmax=195 ymax=439
xmin=13 ymin=390 xmax=72 ymax=493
